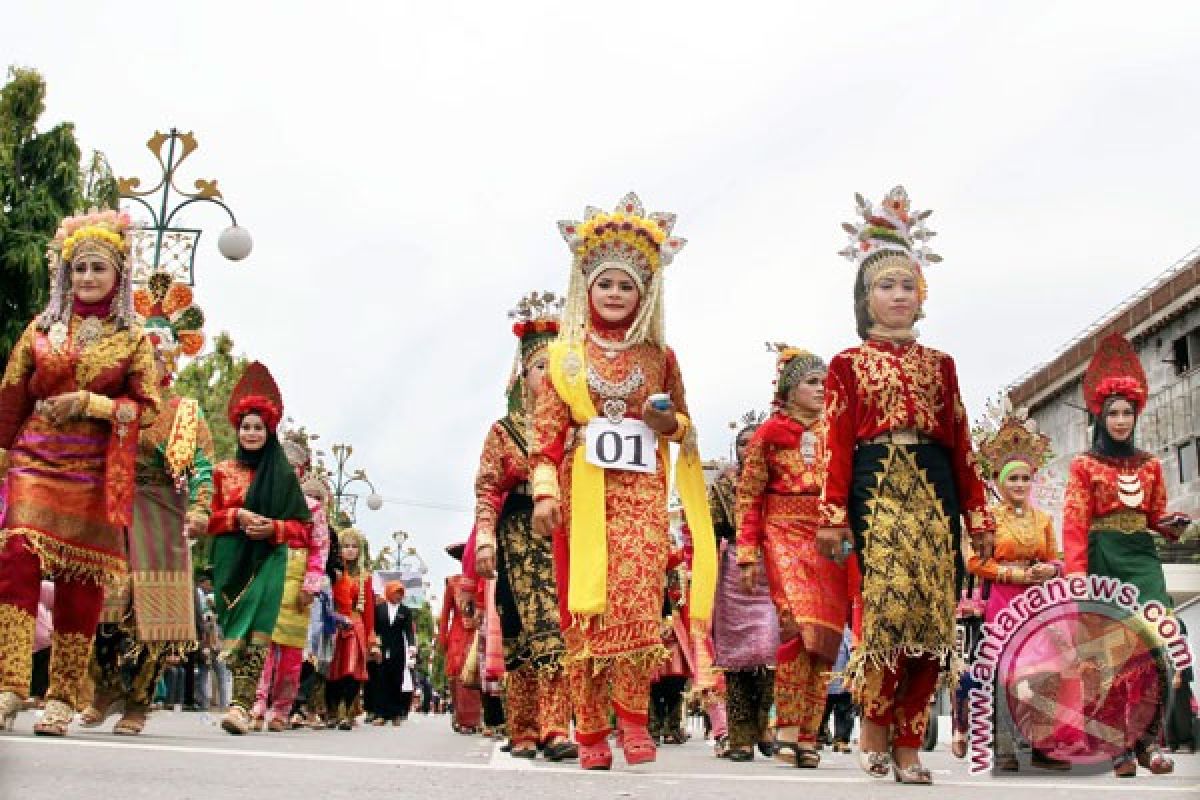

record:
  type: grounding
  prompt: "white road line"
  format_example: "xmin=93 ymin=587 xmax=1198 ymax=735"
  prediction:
xmin=0 ymin=736 xmax=1196 ymax=792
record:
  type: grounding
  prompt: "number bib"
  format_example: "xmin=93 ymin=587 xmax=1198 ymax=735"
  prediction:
xmin=583 ymin=418 xmax=657 ymax=474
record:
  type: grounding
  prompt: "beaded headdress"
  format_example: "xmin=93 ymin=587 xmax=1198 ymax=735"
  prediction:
xmin=1082 ymin=333 xmax=1148 ymax=417
xmin=133 ymin=271 xmax=206 ymax=379
xmin=506 ymin=290 xmax=563 ymax=412
xmin=838 ymin=186 xmax=940 ymax=304
xmin=557 ymin=192 xmax=687 ymax=346
xmin=228 ymin=361 xmax=284 ymax=431
xmin=38 ymin=208 xmax=138 ymax=333
xmin=766 ymin=342 xmax=827 ymax=402
xmin=973 ymin=395 xmax=1053 ymax=479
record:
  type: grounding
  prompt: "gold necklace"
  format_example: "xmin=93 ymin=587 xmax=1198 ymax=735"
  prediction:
xmin=588 ymin=331 xmax=632 ymax=359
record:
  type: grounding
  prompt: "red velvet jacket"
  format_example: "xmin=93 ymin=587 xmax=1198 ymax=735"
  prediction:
xmin=819 ymin=340 xmax=992 ymax=534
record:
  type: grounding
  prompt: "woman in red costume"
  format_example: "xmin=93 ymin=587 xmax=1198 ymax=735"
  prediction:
xmin=818 ymin=187 xmax=994 ymax=784
xmin=1063 ymin=333 xmax=1188 ymax=777
xmin=737 ymin=345 xmax=849 ymax=768
xmin=325 ymin=527 xmax=375 ymax=730
xmin=439 ymin=541 xmax=481 ymax=733
xmin=531 ymin=192 xmax=716 ymax=770
xmin=205 ymin=362 xmax=313 ymax=735
xmin=0 ymin=209 xmax=161 ymax=735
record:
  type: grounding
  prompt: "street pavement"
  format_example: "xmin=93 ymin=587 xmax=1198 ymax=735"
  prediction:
xmin=0 ymin=710 xmax=1196 ymax=799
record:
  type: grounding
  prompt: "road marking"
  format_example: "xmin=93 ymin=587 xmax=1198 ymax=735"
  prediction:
xmin=0 ymin=736 xmax=1196 ymax=792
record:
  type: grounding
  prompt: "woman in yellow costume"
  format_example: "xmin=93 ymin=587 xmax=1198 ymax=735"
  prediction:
xmin=531 ymin=192 xmax=715 ymax=770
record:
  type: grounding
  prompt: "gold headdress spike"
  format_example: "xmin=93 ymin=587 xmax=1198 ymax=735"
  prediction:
xmin=838 ymin=186 xmax=939 ymax=303
xmin=557 ymin=192 xmax=686 ymax=347
xmin=972 ymin=394 xmax=1052 ymax=480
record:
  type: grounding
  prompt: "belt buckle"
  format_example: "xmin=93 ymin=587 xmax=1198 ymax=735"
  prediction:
xmin=892 ymin=430 xmax=919 ymax=445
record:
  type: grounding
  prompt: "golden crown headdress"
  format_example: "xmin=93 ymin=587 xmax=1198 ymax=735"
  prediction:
xmin=972 ymin=395 xmax=1052 ymax=479
xmin=558 ymin=192 xmax=686 ymax=288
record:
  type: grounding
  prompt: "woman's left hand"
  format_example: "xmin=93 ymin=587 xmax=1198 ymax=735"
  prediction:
xmin=642 ymin=397 xmax=678 ymax=436
xmin=244 ymin=518 xmax=274 ymax=540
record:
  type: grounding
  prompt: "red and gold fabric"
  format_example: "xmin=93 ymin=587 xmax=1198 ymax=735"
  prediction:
xmin=438 ymin=574 xmax=475 ymax=679
xmin=819 ymin=340 xmax=992 ymax=534
xmin=328 ymin=570 xmax=375 ymax=682
xmin=1062 ymin=452 xmax=1170 ymax=576
xmin=0 ymin=318 xmax=161 ymax=586
xmin=736 ymin=412 xmax=848 ymax=664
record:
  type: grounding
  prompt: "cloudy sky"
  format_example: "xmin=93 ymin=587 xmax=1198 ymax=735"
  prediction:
xmin=6 ymin=2 xmax=1199 ymax=597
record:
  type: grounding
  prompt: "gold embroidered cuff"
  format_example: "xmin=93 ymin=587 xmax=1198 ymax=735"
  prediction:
xmin=83 ymin=391 xmax=115 ymax=421
xmin=531 ymin=464 xmax=559 ymax=501
xmin=736 ymin=545 xmax=760 ymax=567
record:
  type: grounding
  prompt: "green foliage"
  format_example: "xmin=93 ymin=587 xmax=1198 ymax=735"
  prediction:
xmin=174 ymin=331 xmax=247 ymax=462
xmin=0 ymin=67 xmax=82 ymax=365
xmin=0 ymin=66 xmax=122 ymax=366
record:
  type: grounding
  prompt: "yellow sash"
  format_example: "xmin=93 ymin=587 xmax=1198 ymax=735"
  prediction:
xmin=547 ymin=340 xmax=716 ymax=623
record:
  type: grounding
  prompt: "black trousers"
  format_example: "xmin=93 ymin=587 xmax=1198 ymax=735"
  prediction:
xmin=819 ymin=691 xmax=856 ymax=744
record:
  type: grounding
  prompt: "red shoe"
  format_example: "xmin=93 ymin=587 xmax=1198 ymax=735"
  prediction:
xmin=580 ymin=740 xmax=613 ymax=770
xmin=620 ymin=724 xmax=657 ymax=766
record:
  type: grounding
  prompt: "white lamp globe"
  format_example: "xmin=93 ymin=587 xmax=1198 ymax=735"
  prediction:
xmin=217 ymin=225 xmax=253 ymax=261
xmin=366 ymin=493 xmax=384 ymax=511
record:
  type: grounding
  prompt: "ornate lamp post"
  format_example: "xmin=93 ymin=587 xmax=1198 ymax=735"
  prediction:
xmin=392 ymin=529 xmax=429 ymax=577
xmin=329 ymin=442 xmax=382 ymax=526
xmin=117 ymin=128 xmax=252 ymax=285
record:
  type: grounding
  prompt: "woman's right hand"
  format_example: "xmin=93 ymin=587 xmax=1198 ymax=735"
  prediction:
xmin=817 ymin=527 xmax=853 ymax=564
xmin=533 ymin=497 xmax=561 ymax=537
xmin=1028 ymin=563 xmax=1057 ymax=583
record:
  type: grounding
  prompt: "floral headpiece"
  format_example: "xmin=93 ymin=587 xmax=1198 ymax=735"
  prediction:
xmin=973 ymin=395 xmax=1052 ymax=479
xmin=557 ymin=192 xmax=686 ymax=347
xmin=838 ymin=186 xmax=939 ymax=304
xmin=766 ymin=342 xmax=827 ymax=401
xmin=38 ymin=208 xmax=138 ymax=333
xmin=509 ymin=290 xmax=564 ymax=361
xmin=1082 ymin=333 xmax=1148 ymax=417
xmin=133 ymin=271 xmax=206 ymax=379
xmin=228 ymin=361 xmax=284 ymax=431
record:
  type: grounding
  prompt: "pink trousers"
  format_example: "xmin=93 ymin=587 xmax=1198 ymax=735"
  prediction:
xmin=252 ymin=644 xmax=304 ymax=719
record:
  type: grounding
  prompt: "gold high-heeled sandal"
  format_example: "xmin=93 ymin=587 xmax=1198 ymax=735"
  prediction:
xmin=0 ymin=691 xmax=21 ymax=732
xmin=32 ymin=699 xmax=73 ymax=736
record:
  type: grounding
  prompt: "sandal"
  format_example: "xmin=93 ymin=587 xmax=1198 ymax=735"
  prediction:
xmin=79 ymin=693 xmax=121 ymax=729
xmin=1113 ymin=750 xmax=1137 ymax=777
xmin=713 ymin=734 xmax=729 ymax=758
xmin=250 ymin=714 xmax=265 ymax=732
xmin=221 ymin=706 xmax=251 ymax=735
xmin=33 ymin=699 xmax=73 ymax=737
xmin=620 ymin=724 xmax=657 ymax=766
xmin=857 ymin=750 xmax=892 ymax=779
xmin=0 ymin=691 xmax=20 ymax=732
xmin=951 ymin=732 xmax=967 ymax=759
xmin=757 ymin=739 xmax=775 ymax=758
xmin=544 ymin=739 xmax=579 ymax=762
xmin=580 ymin=740 xmax=613 ymax=770
xmin=113 ymin=709 xmax=147 ymax=736
xmin=893 ymin=761 xmax=934 ymax=785
xmin=267 ymin=717 xmax=287 ymax=733
xmin=729 ymin=747 xmax=754 ymax=762
xmin=511 ymin=743 xmax=538 ymax=759
xmin=1136 ymin=744 xmax=1174 ymax=775
xmin=773 ymin=740 xmax=818 ymax=768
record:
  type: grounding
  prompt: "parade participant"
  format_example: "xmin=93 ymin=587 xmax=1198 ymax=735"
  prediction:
xmin=473 ymin=291 xmax=575 ymax=760
xmin=370 ymin=580 xmax=415 ymax=725
xmin=1063 ymin=332 xmax=1189 ymax=777
xmin=710 ymin=412 xmax=778 ymax=762
xmin=82 ymin=273 xmax=214 ymax=736
xmin=206 ymin=362 xmax=312 ymax=735
xmin=249 ymin=428 xmax=329 ymax=731
xmin=968 ymin=402 xmax=1068 ymax=770
xmin=0 ymin=209 xmax=161 ymax=735
xmin=819 ymin=187 xmax=994 ymax=784
xmin=531 ymin=193 xmax=717 ymax=770
xmin=737 ymin=345 xmax=848 ymax=768
xmin=438 ymin=542 xmax=482 ymax=734
xmin=325 ymin=526 xmax=375 ymax=730
xmin=649 ymin=561 xmax=694 ymax=746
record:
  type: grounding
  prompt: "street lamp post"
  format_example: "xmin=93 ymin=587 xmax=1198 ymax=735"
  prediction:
xmin=393 ymin=529 xmax=429 ymax=577
xmin=117 ymin=128 xmax=252 ymax=285
xmin=329 ymin=442 xmax=382 ymax=526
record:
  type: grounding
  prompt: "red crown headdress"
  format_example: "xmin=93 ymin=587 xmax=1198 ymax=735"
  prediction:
xmin=1082 ymin=333 xmax=1148 ymax=417
xmin=228 ymin=361 xmax=284 ymax=431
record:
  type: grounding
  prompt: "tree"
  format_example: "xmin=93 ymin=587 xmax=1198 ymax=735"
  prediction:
xmin=0 ymin=66 xmax=117 ymax=366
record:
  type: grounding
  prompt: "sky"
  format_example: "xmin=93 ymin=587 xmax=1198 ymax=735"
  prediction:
xmin=5 ymin=1 xmax=1199 ymax=600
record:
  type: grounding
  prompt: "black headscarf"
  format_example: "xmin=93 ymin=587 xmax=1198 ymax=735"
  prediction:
xmin=1091 ymin=396 xmax=1138 ymax=459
